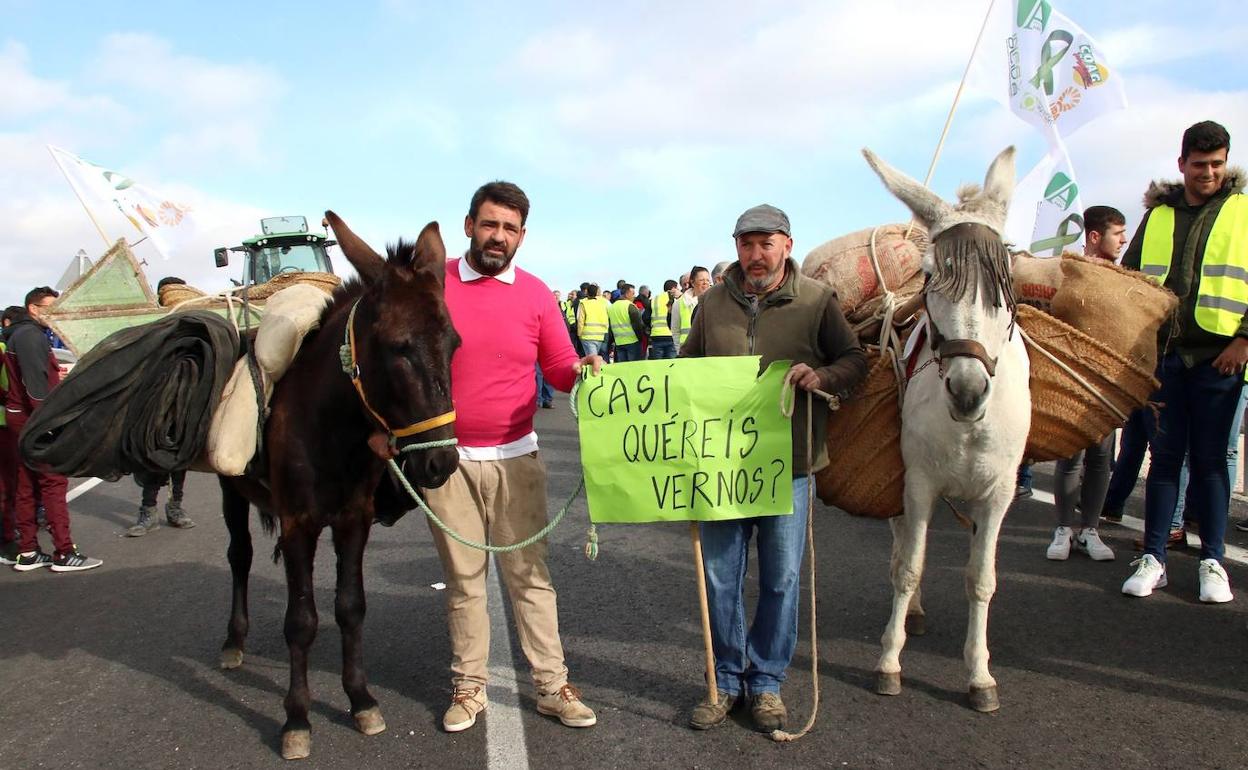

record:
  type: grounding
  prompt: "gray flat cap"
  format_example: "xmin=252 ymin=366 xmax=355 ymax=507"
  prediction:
xmin=732 ymin=204 xmax=791 ymax=238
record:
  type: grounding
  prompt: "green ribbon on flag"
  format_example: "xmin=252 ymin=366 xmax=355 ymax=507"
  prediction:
xmin=1030 ymin=213 xmax=1085 ymax=256
xmin=576 ymin=357 xmax=793 ymax=524
xmin=1028 ymin=29 xmax=1074 ymax=96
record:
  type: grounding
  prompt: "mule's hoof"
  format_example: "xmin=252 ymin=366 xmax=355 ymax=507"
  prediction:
xmin=876 ymin=671 xmax=902 ymax=696
xmin=281 ymin=730 xmax=311 ymax=760
xmin=220 ymin=648 xmax=244 ymax=670
xmin=905 ymin=613 xmax=927 ymax=636
xmin=969 ymin=685 xmax=1000 ymax=713
xmin=354 ymin=706 xmax=387 ymax=736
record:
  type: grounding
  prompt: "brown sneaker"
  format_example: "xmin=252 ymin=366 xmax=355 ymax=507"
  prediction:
xmin=750 ymin=692 xmax=786 ymax=732
xmin=689 ymin=690 xmax=736 ymax=730
xmin=442 ymin=686 xmax=487 ymax=733
xmin=536 ymin=683 xmax=596 ymax=727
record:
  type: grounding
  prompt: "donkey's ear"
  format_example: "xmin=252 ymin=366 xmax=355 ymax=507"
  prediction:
xmin=325 ymin=210 xmax=384 ymax=285
xmin=981 ymin=146 xmax=1017 ymax=209
xmin=862 ymin=148 xmax=951 ymax=229
xmin=413 ymin=221 xmax=447 ymax=286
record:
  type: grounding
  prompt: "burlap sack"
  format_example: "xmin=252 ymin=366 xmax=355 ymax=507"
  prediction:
xmin=254 ymin=284 xmax=332 ymax=378
xmin=801 ymin=224 xmax=926 ymax=316
xmin=205 ymin=357 xmax=273 ymax=476
xmin=1050 ymin=254 xmax=1177 ymax=373
xmin=1011 ymin=251 xmax=1063 ymax=312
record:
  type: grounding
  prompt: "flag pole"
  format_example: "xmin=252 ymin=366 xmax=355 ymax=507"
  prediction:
xmin=689 ymin=522 xmax=719 ymax=706
xmin=922 ymin=0 xmax=997 ymax=187
xmin=47 ymin=146 xmax=113 ymax=247
xmin=906 ymin=0 xmax=997 ymax=240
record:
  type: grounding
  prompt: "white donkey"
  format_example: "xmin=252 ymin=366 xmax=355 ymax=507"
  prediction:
xmin=862 ymin=146 xmax=1030 ymax=712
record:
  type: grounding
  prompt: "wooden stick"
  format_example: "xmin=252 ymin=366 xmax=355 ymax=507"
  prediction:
xmin=689 ymin=521 xmax=718 ymax=705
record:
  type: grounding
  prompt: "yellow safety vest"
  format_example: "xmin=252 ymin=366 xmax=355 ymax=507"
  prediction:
xmin=1140 ymin=195 xmax=1248 ymax=337
xmin=651 ymin=292 xmax=672 ymax=337
xmin=563 ymin=300 xmax=575 ymax=326
xmin=608 ymin=299 xmax=639 ymax=345
xmin=580 ymin=297 xmax=609 ymax=342
xmin=676 ymin=298 xmax=695 ymax=345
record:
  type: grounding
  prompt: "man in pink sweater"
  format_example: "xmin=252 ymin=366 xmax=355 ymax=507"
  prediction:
xmin=425 ymin=180 xmax=603 ymax=734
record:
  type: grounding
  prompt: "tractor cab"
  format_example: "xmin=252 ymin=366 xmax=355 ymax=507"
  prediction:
xmin=214 ymin=216 xmax=336 ymax=286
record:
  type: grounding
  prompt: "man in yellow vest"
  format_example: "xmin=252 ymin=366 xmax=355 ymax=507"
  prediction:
xmin=1121 ymin=120 xmax=1247 ymax=604
xmin=606 ymin=283 xmax=645 ymax=362
xmin=648 ymin=279 xmax=680 ymax=359
xmin=576 ymin=284 xmax=610 ymax=358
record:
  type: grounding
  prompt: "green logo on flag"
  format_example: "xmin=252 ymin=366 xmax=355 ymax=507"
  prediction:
xmin=1043 ymin=172 xmax=1079 ymax=210
xmin=1030 ymin=213 xmax=1084 ymax=256
xmin=1016 ymin=0 xmax=1051 ymax=31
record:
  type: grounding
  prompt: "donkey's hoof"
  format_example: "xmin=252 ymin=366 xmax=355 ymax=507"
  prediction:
xmin=905 ymin=613 xmax=927 ymax=636
xmin=281 ymin=729 xmax=311 ymax=760
xmin=969 ymin=685 xmax=1000 ymax=713
xmin=876 ymin=671 xmax=902 ymax=696
xmin=354 ymin=706 xmax=387 ymax=736
xmin=220 ymin=648 xmax=244 ymax=670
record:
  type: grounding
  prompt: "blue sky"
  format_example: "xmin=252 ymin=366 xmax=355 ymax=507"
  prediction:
xmin=3 ymin=0 xmax=1246 ymax=308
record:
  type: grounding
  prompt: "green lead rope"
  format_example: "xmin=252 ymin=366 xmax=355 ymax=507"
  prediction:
xmin=389 ymin=370 xmax=594 ymax=557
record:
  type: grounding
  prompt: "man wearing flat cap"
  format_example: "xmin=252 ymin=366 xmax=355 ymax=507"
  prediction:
xmin=680 ymin=204 xmax=866 ymax=732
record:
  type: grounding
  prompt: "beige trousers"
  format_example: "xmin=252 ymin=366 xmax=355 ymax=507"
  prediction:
xmin=422 ymin=452 xmax=569 ymax=692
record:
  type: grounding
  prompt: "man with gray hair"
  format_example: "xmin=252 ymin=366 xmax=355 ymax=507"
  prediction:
xmin=711 ymin=261 xmax=732 ymax=284
xmin=680 ymin=204 xmax=865 ymax=732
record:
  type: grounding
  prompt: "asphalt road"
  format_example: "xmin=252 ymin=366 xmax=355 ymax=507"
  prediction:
xmin=2 ymin=395 xmax=1247 ymax=769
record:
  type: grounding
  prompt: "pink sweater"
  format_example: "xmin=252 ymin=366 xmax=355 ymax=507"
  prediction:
xmin=444 ymin=258 xmax=580 ymax=447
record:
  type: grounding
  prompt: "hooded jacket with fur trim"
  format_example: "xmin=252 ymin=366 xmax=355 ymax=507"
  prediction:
xmin=1123 ymin=167 xmax=1248 ymax=364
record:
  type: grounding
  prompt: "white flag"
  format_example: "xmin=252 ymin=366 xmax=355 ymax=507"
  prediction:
xmin=48 ymin=146 xmax=198 ymax=260
xmin=1005 ymin=131 xmax=1086 ymax=256
xmin=973 ymin=0 xmax=1127 ymax=140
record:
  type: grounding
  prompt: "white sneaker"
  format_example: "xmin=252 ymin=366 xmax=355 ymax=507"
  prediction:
xmin=1075 ymin=528 xmax=1115 ymax=561
xmin=1198 ymin=559 xmax=1233 ymax=604
xmin=1046 ymin=526 xmax=1073 ymax=560
xmin=1122 ymin=554 xmax=1167 ymax=597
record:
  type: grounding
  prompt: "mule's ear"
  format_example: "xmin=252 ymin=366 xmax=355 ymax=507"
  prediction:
xmin=413 ymin=221 xmax=447 ymax=285
xmin=982 ymin=146 xmax=1017 ymax=209
xmin=325 ymin=210 xmax=385 ymax=285
xmin=862 ymin=148 xmax=951 ymax=229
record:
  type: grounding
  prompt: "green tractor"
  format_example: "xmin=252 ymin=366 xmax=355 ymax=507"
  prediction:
xmin=214 ymin=216 xmax=336 ymax=286
xmin=44 ymin=216 xmax=338 ymax=356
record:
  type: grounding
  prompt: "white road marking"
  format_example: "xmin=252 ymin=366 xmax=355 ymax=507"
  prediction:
xmin=67 ymin=477 xmax=102 ymax=502
xmin=487 ymin=555 xmax=529 ymax=770
xmin=1030 ymin=487 xmax=1248 ymax=566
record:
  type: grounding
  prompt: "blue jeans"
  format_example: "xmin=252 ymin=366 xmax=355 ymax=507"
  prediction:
xmin=535 ymin=365 xmax=553 ymax=406
xmin=1016 ymin=463 xmax=1032 ymax=490
xmin=648 ymin=337 xmax=677 ymax=360
xmin=699 ymin=477 xmax=809 ymax=696
xmin=581 ymin=339 xmax=605 ymax=358
xmin=1143 ymin=353 xmax=1245 ymax=562
xmin=614 ymin=342 xmax=642 ymax=362
xmin=1105 ymin=408 xmax=1148 ymax=512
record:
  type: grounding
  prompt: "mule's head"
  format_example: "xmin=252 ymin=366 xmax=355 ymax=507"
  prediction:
xmin=863 ymin=146 xmax=1018 ymax=422
xmin=326 ymin=211 xmax=460 ymax=488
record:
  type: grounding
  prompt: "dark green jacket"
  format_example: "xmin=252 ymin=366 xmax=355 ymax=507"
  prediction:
xmin=680 ymin=258 xmax=867 ymax=475
xmin=1123 ymin=168 xmax=1248 ymax=366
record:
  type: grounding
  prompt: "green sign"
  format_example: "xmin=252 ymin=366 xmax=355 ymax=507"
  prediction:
xmin=576 ymin=357 xmax=793 ymax=524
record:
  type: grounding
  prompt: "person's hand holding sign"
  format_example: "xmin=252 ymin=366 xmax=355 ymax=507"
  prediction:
xmin=577 ymin=354 xmax=605 ymax=379
xmin=787 ymin=363 xmax=824 ymax=392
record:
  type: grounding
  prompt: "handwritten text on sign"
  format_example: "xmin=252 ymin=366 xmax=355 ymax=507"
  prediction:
xmin=576 ymin=357 xmax=792 ymax=524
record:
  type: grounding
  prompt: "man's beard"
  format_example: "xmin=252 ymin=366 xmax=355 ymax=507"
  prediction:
xmin=743 ymin=262 xmax=784 ymax=293
xmin=468 ymin=237 xmax=515 ymax=275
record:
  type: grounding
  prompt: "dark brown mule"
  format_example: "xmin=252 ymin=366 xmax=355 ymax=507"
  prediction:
xmin=217 ymin=211 xmax=460 ymax=760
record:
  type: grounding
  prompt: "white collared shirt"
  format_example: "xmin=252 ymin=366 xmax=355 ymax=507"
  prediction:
xmin=457 ymin=254 xmax=517 ymax=284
